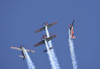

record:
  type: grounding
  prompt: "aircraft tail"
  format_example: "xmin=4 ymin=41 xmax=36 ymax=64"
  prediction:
xmin=44 ymin=47 xmax=53 ymax=53
xmin=19 ymin=55 xmax=25 ymax=60
xmin=72 ymin=36 xmax=76 ymax=39
xmin=19 ymin=55 xmax=25 ymax=58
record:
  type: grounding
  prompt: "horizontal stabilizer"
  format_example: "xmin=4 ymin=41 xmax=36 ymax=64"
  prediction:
xmin=19 ymin=55 xmax=24 ymax=58
xmin=72 ymin=36 xmax=76 ymax=39
xmin=44 ymin=47 xmax=53 ymax=53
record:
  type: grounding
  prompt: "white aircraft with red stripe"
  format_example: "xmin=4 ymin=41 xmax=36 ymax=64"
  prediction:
xmin=68 ymin=20 xmax=76 ymax=39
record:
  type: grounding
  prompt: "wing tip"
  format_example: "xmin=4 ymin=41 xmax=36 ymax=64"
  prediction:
xmin=10 ymin=46 xmax=15 ymax=48
xmin=31 ymin=50 xmax=35 ymax=53
xmin=10 ymin=46 xmax=13 ymax=49
xmin=34 ymin=30 xmax=38 ymax=33
xmin=52 ymin=22 xmax=57 ymax=24
xmin=33 ymin=45 xmax=37 ymax=47
xmin=49 ymin=34 xmax=57 ymax=38
xmin=53 ymin=34 xmax=57 ymax=36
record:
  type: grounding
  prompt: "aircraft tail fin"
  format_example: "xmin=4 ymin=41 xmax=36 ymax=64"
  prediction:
xmin=72 ymin=36 xmax=76 ymax=39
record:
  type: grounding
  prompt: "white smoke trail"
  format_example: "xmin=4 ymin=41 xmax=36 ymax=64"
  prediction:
xmin=68 ymin=29 xmax=77 ymax=69
xmin=23 ymin=48 xmax=35 ymax=69
xmin=44 ymin=39 xmax=57 ymax=69
xmin=45 ymin=26 xmax=61 ymax=69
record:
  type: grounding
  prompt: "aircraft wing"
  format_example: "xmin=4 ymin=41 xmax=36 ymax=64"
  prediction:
xmin=47 ymin=22 xmax=57 ymax=28
xmin=72 ymin=19 xmax=75 ymax=25
xmin=70 ymin=20 xmax=75 ymax=28
xmin=11 ymin=46 xmax=22 ymax=51
xmin=35 ymin=27 xmax=45 ymax=33
xmin=47 ymin=34 xmax=56 ymax=42
xmin=34 ymin=40 xmax=44 ymax=47
xmin=35 ymin=22 xmax=57 ymax=33
xmin=25 ymin=49 xmax=35 ymax=53
xmin=69 ymin=20 xmax=75 ymax=30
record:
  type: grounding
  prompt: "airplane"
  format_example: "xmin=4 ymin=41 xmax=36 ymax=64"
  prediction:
xmin=68 ymin=19 xmax=76 ymax=39
xmin=34 ymin=34 xmax=56 ymax=47
xmin=11 ymin=45 xmax=35 ymax=60
xmin=35 ymin=22 xmax=57 ymax=33
xmin=34 ymin=34 xmax=56 ymax=52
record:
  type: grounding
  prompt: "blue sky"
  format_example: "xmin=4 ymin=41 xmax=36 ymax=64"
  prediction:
xmin=0 ymin=0 xmax=100 ymax=69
